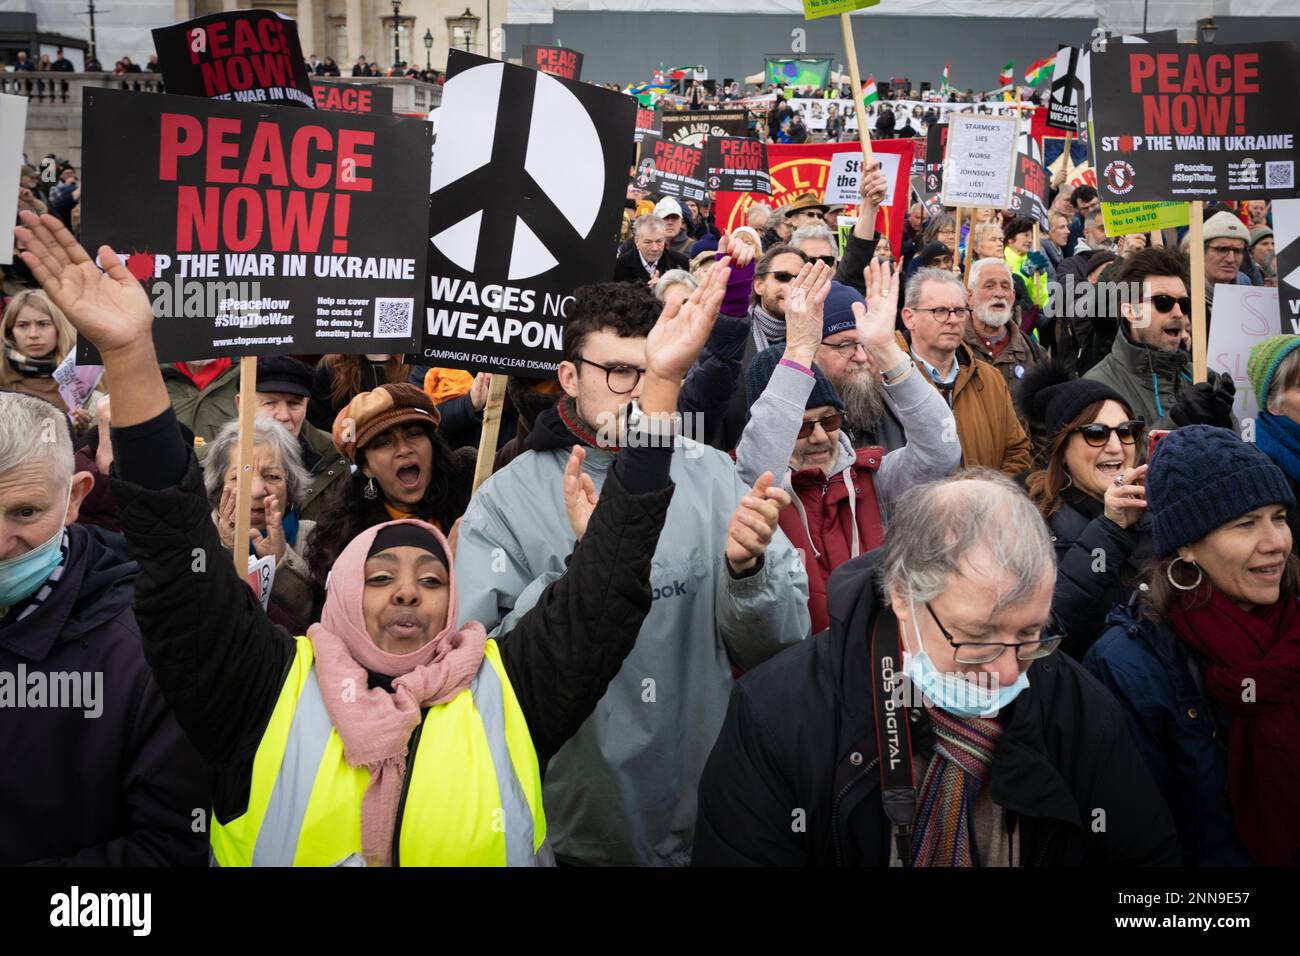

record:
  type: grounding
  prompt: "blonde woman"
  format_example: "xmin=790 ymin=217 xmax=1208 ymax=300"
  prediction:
xmin=0 ymin=289 xmax=91 ymax=430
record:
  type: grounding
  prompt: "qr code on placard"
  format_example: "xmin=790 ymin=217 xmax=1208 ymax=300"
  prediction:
xmin=1267 ymin=161 xmax=1295 ymax=190
xmin=373 ymin=298 xmax=414 ymax=337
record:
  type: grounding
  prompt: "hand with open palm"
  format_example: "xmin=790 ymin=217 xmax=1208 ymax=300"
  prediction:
xmin=644 ymin=255 xmax=731 ymax=386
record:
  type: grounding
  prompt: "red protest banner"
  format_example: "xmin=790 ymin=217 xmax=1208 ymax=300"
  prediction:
xmin=714 ymin=139 xmax=914 ymax=253
xmin=522 ymin=45 xmax=584 ymax=81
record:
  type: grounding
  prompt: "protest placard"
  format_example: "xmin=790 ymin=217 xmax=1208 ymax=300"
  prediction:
xmin=52 ymin=353 xmax=103 ymax=411
xmin=942 ymin=112 xmax=1017 ymax=209
xmin=1047 ymin=45 xmax=1082 ymax=132
xmin=1091 ymin=41 xmax=1300 ymax=203
xmin=636 ymin=131 xmax=707 ymax=201
xmin=1209 ymin=284 xmax=1281 ymax=424
xmin=152 ymin=9 xmax=315 ymax=108
xmin=522 ymin=45 xmax=583 ymax=81
xmin=802 ymin=0 xmax=878 ymax=19
xmin=0 ymin=93 xmax=27 ymax=265
xmin=422 ymin=51 xmax=634 ymax=378
xmin=1008 ymin=146 xmax=1051 ymax=227
xmin=1101 ymin=200 xmax=1189 ymax=238
xmin=662 ymin=109 xmax=748 ymax=148
xmin=706 ymin=136 xmax=771 ymax=195
xmin=1275 ymin=198 xmax=1300 ymax=334
xmin=312 ymin=83 xmax=394 ymax=114
xmin=79 ymin=88 xmax=431 ymax=363
xmin=825 ymin=150 xmax=901 ymax=206
xmin=634 ymin=104 xmax=661 ymax=144
xmin=920 ymin=122 xmax=947 ymax=217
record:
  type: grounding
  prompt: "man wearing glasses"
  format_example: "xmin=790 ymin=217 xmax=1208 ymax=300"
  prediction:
xmin=1201 ymin=211 xmax=1254 ymax=312
xmin=897 ymin=268 xmax=1031 ymax=475
xmin=1085 ymin=247 xmax=1236 ymax=432
xmin=694 ymin=471 xmax=1178 ymax=865
xmin=454 ymin=275 xmax=810 ymax=867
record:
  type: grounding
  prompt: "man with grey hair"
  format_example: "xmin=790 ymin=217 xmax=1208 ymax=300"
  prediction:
xmin=694 ymin=470 xmax=1179 ymax=866
xmin=899 ymin=267 xmax=1031 ymax=475
xmin=790 ymin=224 xmax=838 ymax=266
xmin=747 ymin=203 xmax=773 ymax=234
xmin=963 ymin=258 xmax=1046 ymax=430
xmin=614 ymin=213 xmax=689 ymax=284
xmin=0 ymin=391 xmax=210 ymax=865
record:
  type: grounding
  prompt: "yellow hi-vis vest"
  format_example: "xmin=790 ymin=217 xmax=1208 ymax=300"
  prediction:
xmin=209 ymin=636 xmax=549 ymax=866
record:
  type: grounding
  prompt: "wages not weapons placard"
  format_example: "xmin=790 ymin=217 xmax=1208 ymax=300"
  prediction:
xmin=942 ymin=112 xmax=1017 ymax=209
xmin=1046 ymin=45 xmax=1082 ymax=132
xmin=1276 ymin=198 xmax=1300 ymax=334
xmin=636 ymin=131 xmax=707 ymax=201
xmin=80 ymin=88 xmax=431 ymax=363
xmin=1091 ymin=41 xmax=1300 ymax=202
xmin=662 ymin=109 xmax=748 ymax=148
xmin=152 ymin=9 xmax=315 ymax=108
xmin=706 ymin=136 xmax=770 ymax=194
xmin=522 ymin=45 xmax=583 ymax=81
xmin=423 ymin=51 xmax=634 ymax=377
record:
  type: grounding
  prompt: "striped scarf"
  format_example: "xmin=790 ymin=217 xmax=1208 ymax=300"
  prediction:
xmin=749 ymin=303 xmax=786 ymax=351
xmin=910 ymin=708 xmax=1003 ymax=867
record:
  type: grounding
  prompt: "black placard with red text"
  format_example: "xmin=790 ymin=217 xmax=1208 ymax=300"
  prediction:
xmin=635 ymin=131 xmax=707 ymax=201
xmin=79 ymin=88 xmax=431 ymax=362
xmin=921 ymin=122 xmax=947 ymax=217
xmin=152 ymin=10 xmax=316 ymax=108
xmin=522 ymin=44 xmax=584 ymax=81
xmin=634 ymin=104 xmax=661 ymax=145
xmin=312 ymin=82 xmax=394 ymax=115
xmin=1008 ymin=151 xmax=1051 ymax=227
xmin=705 ymin=136 xmax=770 ymax=194
xmin=1091 ymin=41 xmax=1300 ymax=202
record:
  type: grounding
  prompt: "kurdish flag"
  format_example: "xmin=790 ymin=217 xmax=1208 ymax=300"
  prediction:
xmin=1024 ymin=55 xmax=1054 ymax=85
xmin=862 ymin=74 xmax=879 ymax=106
xmin=998 ymin=61 xmax=1014 ymax=86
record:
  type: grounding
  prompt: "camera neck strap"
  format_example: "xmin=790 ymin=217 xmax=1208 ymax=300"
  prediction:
xmin=869 ymin=606 xmax=919 ymax=866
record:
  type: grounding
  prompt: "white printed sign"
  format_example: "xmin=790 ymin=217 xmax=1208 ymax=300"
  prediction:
xmin=825 ymin=151 xmax=902 ymax=206
xmin=1209 ymin=284 xmax=1281 ymax=425
xmin=52 ymin=353 xmax=104 ymax=410
xmin=941 ymin=112 xmax=1017 ymax=209
xmin=1 ymin=93 xmax=29 ymax=265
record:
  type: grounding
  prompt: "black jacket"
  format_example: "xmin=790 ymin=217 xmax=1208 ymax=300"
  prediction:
xmin=1046 ymin=489 xmax=1153 ymax=659
xmin=693 ymin=551 xmax=1180 ymax=866
xmin=110 ymin=423 xmax=674 ymax=830
xmin=613 ymin=246 xmax=689 ymax=284
xmin=0 ymin=523 xmax=211 ymax=865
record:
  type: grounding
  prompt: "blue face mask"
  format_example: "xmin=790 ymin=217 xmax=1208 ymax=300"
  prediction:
xmin=0 ymin=481 xmax=70 ymax=609
xmin=902 ymin=601 xmax=1030 ymax=718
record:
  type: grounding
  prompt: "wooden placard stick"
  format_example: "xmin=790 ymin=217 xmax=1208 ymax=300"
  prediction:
xmin=471 ymin=373 xmax=510 ymax=494
xmin=1188 ymin=200 xmax=1208 ymax=383
xmin=232 ymin=355 xmax=257 ymax=578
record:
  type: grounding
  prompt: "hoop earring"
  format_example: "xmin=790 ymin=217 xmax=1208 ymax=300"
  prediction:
xmin=1061 ymin=472 xmax=1073 ymax=491
xmin=1166 ymin=557 xmax=1203 ymax=591
xmin=363 ymin=477 xmax=378 ymax=500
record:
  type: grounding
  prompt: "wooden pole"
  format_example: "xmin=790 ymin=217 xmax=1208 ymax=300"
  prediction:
xmin=232 ymin=356 xmax=257 ymax=578
xmin=1188 ymin=200 xmax=1208 ymax=383
xmin=952 ymin=205 xmax=963 ymax=275
xmin=838 ymin=13 xmax=874 ymax=161
xmin=963 ymin=207 xmax=975 ymax=276
xmin=471 ymin=373 xmax=510 ymax=494
xmin=1150 ymin=229 xmax=1164 ymax=247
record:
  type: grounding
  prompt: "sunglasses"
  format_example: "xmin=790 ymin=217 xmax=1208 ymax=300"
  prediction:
xmin=1070 ymin=420 xmax=1144 ymax=447
xmin=1146 ymin=293 xmax=1192 ymax=315
xmin=762 ymin=270 xmax=801 ymax=283
xmin=808 ymin=254 xmax=838 ymax=268
xmin=797 ymin=412 xmax=843 ymax=439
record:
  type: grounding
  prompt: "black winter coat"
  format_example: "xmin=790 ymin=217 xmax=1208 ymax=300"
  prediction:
xmin=110 ymin=435 xmax=674 ymax=830
xmin=693 ymin=552 xmax=1179 ymax=866
xmin=0 ymin=523 xmax=211 ymax=865
xmin=612 ymin=246 xmax=689 ymax=284
xmin=1046 ymin=488 xmax=1153 ymax=659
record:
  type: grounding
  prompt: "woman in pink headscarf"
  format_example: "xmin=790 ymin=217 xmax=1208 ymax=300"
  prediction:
xmin=13 ymin=211 xmax=782 ymax=867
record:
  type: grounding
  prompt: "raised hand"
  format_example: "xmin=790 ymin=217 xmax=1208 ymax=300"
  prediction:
xmin=644 ymin=255 xmax=732 ymax=388
xmin=725 ymin=472 xmax=791 ymax=575
xmin=251 ymin=494 xmax=288 ymax=563
xmin=216 ymin=484 xmax=239 ymax=552
xmin=563 ymin=445 xmax=600 ymax=541
xmin=853 ymin=257 xmax=901 ymax=352
xmin=718 ymin=232 xmax=755 ymax=270
xmin=469 ymin=371 xmax=491 ymax=412
xmin=782 ymin=260 xmax=834 ymax=366
xmin=857 ymin=158 xmax=889 ymax=209
xmin=1103 ymin=464 xmax=1148 ymax=530
xmin=14 ymin=211 xmax=154 ymax=357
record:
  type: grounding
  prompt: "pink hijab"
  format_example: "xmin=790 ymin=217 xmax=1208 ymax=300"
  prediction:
xmin=307 ymin=519 xmax=486 ymax=867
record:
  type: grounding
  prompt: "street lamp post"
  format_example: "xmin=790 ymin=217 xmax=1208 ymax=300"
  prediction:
xmin=391 ymin=0 xmax=402 ymax=71
xmin=1196 ymin=17 xmax=1218 ymax=45
xmin=423 ymin=29 xmax=433 ymax=71
xmin=81 ymin=0 xmax=107 ymax=67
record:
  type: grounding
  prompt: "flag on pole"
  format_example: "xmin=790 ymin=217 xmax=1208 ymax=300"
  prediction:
xmin=1024 ymin=55 xmax=1053 ymax=86
xmin=998 ymin=61 xmax=1014 ymax=86
xmin=942 ymin=63 xmax=951 ymax=91
xmin=861 ymin=74 xmax=879 ymax=106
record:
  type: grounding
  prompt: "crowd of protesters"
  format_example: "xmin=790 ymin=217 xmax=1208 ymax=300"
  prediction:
xmin=3 ymin=57 xmax=1299 ymax=871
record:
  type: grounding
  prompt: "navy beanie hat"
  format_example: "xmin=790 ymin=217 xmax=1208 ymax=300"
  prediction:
xmin=745 ymin=343 xmax=842 ymax=419
xmin=1147 ymin=425 xmax=1295 ymax=557
xmin=822 ymin=281 xmax=863 ymax=339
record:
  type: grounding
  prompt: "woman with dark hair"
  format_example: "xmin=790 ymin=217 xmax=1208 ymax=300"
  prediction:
xmin=1085 ymin=426 xmax=1300 ymax=866
xmin=1018 ymin=364 xmax=1152 ymax=657
xmin=307 ymin=383 xmax=474 ymax=601
xmin=1003 ymin=215 xmax=1049 ymax=315
xmin=307 ymin=352 xmax=410 ymax=431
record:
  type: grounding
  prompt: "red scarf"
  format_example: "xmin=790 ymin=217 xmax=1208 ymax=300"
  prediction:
xmin=176 ymin=357 xmax=231 ymax=391
xmin=1167 ymin=585 xmax=1300 ymax=865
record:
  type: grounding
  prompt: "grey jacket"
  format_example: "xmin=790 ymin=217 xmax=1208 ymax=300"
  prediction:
xmin=453 ymin=438 xmax=810 ymax=866
xmin=1084 ymin=328 xmax=1227 ymax=431
xmin=735 ymin=363 xmax=959 ymax=522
